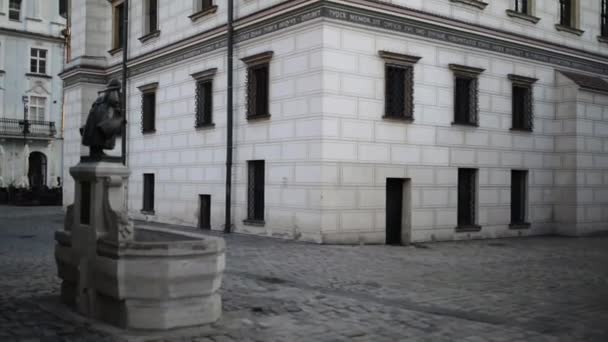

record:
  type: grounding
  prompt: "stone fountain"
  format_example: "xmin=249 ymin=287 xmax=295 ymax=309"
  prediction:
xmin=54 ymin=80 xmax=224 ymax=330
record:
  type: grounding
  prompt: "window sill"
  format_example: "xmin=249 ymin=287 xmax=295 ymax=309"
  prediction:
xmin=108 ymin=47 xmax=123 ymax=56
xmin=138 ymin=30 xmax=161 ymax=44
xmin=598 ymin=36 xmax=608 ymax=44
xmin=455 ymin=224 xmax=482 ymax=233
xmin=510 ymin=127 xmax=533 ymax=133
xmin=451 ymin=122 xmax=479 ymax=127
xmin=243 ymin=219 xmax=265 ymax=227
xmin=509 ymin=223 xmax=531 ymax=230
xmin=246 ymin=113 xmax=271 ymax=121
xmin=25 ymin=16 xmax=43 ymax=22
xmin=382 ymin=115 xmax=414 ymax=123
xmin=505 ymin=10 xmax=540 ymax=24
xmin=189 ymin=6 xmax=218 ymax=22
xmin=555 ymin=24 xmax=585 ymax=36
xmin=195 ymin=123 xmax=215 ymax=130
xmin=142 ymin=129 xmax=156 ymax=135
xmin=140 ymin=210 xmax=155 ymax=216
xmin=26 ymin=73 xmax=52 ymax=79
xmin=449 ymin=0 xmax=488 ymax=10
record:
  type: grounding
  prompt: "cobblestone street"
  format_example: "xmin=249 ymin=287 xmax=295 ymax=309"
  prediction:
xmin=1 ymin=206 xmax=608 ymax=341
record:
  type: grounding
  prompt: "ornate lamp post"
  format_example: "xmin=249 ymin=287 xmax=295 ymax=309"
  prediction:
xmin=20 ymin=95 xmax=30 ymax=145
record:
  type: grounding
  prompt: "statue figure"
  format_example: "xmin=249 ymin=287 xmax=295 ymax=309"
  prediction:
xmin=81 ymin=79 xmax=124 ymax=159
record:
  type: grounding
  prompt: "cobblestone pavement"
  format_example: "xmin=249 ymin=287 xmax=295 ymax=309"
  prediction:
xmin=1 ymin=206 xmax=608 ymax=341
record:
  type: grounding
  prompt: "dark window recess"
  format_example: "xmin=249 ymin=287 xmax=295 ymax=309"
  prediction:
xmin=143 ymin=174 xmax=155 ymax=212
xmin=602 ymin=0 xmax=608 ymax=37
xmin=114 ymin=2 xmax=125 ymax=49
xmin=80 ymin=181 xmax=91 ymax=225
xmin=512 ymin=85 xmax=533 ymax=130
xmin=247 ymin=160 xmax=265 ymax=222
xmin=9 ymin=0 xmax=21 ymax=21
xmin=199 ymin=0 xmax=213 ymax=11
xmin=148 ymin=0 xmax=158 ymax=33
xmin=246 ymin=64 xmax=270 ymax=117
xmin=514 ymin=0 xmax=529 ymax=14
xmin=195 ymin=80 xmax=213 ymax=126
xmin=59 ymin=0 xmax=68 ymax=18
xmin=458 ymin=169 xmax=477 ymax=227
xmin=385 ymin=65 xmax=414 ymax=119
xmin=511 ymin=171 xmax=528 ymax=224
xmin=454 ymin=77 xmax=478 ymax=125
xmin=199 ymin=195 xmax=211 ymax=229
xmin=559 ymin=0 xmax=573 ymax=27
xmin=142 ymin=92 xmax=156 ymax=133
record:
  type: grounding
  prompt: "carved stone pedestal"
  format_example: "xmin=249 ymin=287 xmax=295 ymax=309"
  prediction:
xmin=55 ymin=161 xmax=224 ymax=330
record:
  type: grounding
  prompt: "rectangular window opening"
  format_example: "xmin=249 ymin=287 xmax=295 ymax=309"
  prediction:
xmin=559 ymin=0 xmax=573 ymax=27
xmin=196 ymin=80 xmax=213 ymax=126
xmin=511 ymin=171 xmax=528 ymax=225
xmin=458 ymin=168 xmax=477 ymax=227
xmin=196 ymin=0 xmax=213 ymax=12
xmin=113 ymin=2 xmax=125 ymax=50
xmin=454 ymin=77 xmax=476 ymax=125
xmin=199 ymin=194 xmax=211 ymax=230
xmin=142 ymin=174 xmax=155 ymax=213
xmin=247 ymin=64 xmax=270 ymax=118
xmin=602 ymin=0 xmax=608 ymax=37
xmin=385 ymin=65 xmax=413 ymax=119
xmin=514 ymin=0 xmax=529 ymax=14
xmin=512 ymin=85 xmax=532 ymax=130
xmin=142 ymin=92 xmax=156 ymax=133
xmin=9 ymin=0 xmax=21 ymax=21
xmin=146 ymin=0 xmax=158 ymax=34
xmin=30 ymin=48 xmax=47 ymax=75
xmin=247 ymin=160 xmax=265 ymax=222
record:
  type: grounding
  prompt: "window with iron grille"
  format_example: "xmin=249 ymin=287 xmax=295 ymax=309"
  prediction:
xmin=559 ymin=0 xmax=573 ymax=27
xmin=242 ymin=51 xmax=273 ymax=120
xmin=380 ymin=51 xmax=420 ymax=119
xmin=450 ymin=64 xmax=484 ymax=126
xmin=509 ymin=74 xmax=537 ymax=131
xmin=9 ymin=0 xmax=21 ymax=21
xmin=113 ymin=1 xmax=125 ymax=50
xmin=30 ymin=48 xmax=47 ymax=75
xmin=247 ymin=160 xmax=265 ymax=222
xmin=142 ymin=174 xmax=155 ymax=213
xmin=145 ymin=0 xmax=158 ymax=34
xmin=602 ymin=0 xmax=608 ymax=37
xmin=514 ymin=0 xmax=529 ymax=14
xmin=458 ymin=168 xmax=477 ymax=228
xmin=511 ymin=170 xmax=528 ymax=225
xmin=196 ymin=80 xmax=213 ymax=127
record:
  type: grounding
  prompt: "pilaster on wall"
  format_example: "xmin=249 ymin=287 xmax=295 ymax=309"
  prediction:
xmin=554 ymin=72 xmax=608 ymax=236
xmin=67 ymin=0 xmax=112 ymax=67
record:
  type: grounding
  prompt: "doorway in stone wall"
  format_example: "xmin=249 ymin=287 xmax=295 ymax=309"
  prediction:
xmin=386 ymin=178 xmax=411 ymax=245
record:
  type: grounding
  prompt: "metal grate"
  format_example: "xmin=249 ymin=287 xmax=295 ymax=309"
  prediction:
xmin=247 ymin=161 xmax=265 ymax=221
xmin=511 ymin=171 xmax=528 ymax=224
xmin=143 ymin=174 xmax=155 ymax=212
xmin=195 ymin=80 xmax=213 ymax=127
xmin=385 ymin=65 xmax=414 ymax=118
xmin=512 ymin=85 xmax=533 ymax=130
xmin=458 ymin=169 xmax=477 ymax=226
xmin=141 ymin=92 xmax=156 ymax=133
xmin=199 ymin=194 xmax=211 ymax=229
xmin=246 ymin=64 xmax=269 ymax=117
xmin=454 ymin=77 xmax=478 ymax=125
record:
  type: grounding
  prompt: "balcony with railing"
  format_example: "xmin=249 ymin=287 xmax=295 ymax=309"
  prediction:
xmin=0 ymin=118 xmax=57 ymax=139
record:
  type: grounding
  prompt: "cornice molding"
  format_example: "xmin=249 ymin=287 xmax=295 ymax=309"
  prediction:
xmin=241 ymin=51 xmax=274 ymax=66
xmin=378 ymin=51 xmax=421 ymax=65
xmin=508 ymin=74 xmax=539 ymax=84
xmin=449 ymin=0 xmax=488 ymax=10
xmin=449 ymin=64 xmax=485 ymax=77
xmin=191 ymin=68 xmax=218 ymax=80
xmin=0 ymin=27 xmax=64 ymax=44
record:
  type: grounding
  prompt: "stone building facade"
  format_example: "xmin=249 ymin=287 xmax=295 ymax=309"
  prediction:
xmin=62 ymin=0 xmax=608 ymax=244
xmin=0 ymin=0 xmax=66 ymax=189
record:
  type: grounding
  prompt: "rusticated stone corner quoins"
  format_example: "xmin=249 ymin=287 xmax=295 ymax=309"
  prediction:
xmin=60 ymin=2 xmax=608 ymax=89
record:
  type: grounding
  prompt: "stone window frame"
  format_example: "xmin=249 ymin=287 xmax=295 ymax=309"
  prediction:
xmin=29 ymin=48 xmax=48 ymax=75
xmin=139 ymin=0 xmax=160 ymax=44
xmin=8 ymin=0 xmax=21 ymax=21
xmin=138 ymin=82 xmax=158 ymax=134
xmin=449 ymin=0 xmax=488 ymax=10
xmin=28 ymin=95 xmax=47 ymax=122
xmin=242 ymin=51 xmax=273 ymax=120
xmin=109 ymin=0 xmax=126 ymax=55
xmin=142 ymin=173 xmax=155 ymax=215
xmin=510 ymin=170 xmax=530 ymax=229
xmin=449 ymin=64 xmax=484 ymax=127
xmin=555 ymin=0 xmax=584 ymax=36
xmin=456 ymin=168 xmax=481 ymax=232
xmin=506 ymin=0 xmax=540 ymax=24
xmin=189 ymin=0 xmax=217 ymax=22
xmin=191 ymin=68 xmax=217 ymax=128
xmin=379 ymin=51 xmax=421 ymax=122
xmin=508 ymin=74 xmax=538 ymax=132
xmin=244 ymin=160 xmax=265 ymax=226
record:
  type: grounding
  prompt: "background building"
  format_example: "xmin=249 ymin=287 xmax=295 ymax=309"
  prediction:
xmin=62 ymin=0 xmax=608 ymax=243
xmin=0 ymin=0 xmax=66 ymax=189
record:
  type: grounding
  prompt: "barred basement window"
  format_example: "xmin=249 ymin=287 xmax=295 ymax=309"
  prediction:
xmin=9 ymin=0 xmax=21 ymax=21
xmin=511 ymin=170 xmax=529 ymax=227
xmin=142 ymin=174 xmax=155 ymax=213
xmin=191 ymin=68 xmax=217 ymax=128
xmin=450 ymin=64 xmax=484 ymax=126
xmin=379 ymin=51 xmax=421 ymax=120
xmin=509 ymin=74 xmax=538 ymax=131
xmin=138 ymin=83 xmax=159 ymax=134
xmin=242 ymin=51 xmax=273 ymax=120
xmin=457 ymin=168 xmax=479 ymax=230
xmin=246 ymin=160 xmax=265 ymax=223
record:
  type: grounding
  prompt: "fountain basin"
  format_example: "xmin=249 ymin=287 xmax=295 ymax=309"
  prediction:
xmin=55 ymin=226 xmax=225 ymax=330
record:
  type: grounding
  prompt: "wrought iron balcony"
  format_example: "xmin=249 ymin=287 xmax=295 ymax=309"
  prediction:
xmin=0 ymin=118 xmax=57 ymax=139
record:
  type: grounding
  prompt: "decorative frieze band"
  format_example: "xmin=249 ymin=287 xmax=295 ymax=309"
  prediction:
xmin=62 ymin=0 xmax=608 ymax=88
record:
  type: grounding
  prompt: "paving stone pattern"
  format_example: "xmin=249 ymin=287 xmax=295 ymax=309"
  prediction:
xmin=1 ymin=206 xmax=607 ymax=341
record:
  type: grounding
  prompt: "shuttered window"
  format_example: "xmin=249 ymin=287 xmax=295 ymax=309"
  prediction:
xmin=511 ymin=171 xmax=528 ymax=225
xmin=458 ymin=169 xmax=477 ymax=227
xmin=143 ymin=174 xmax=155 ymax=213
xmin=195 ymin=80 xmax=213 ymax=127
xmin=247 ymin=161 xmax=265 ymax=222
